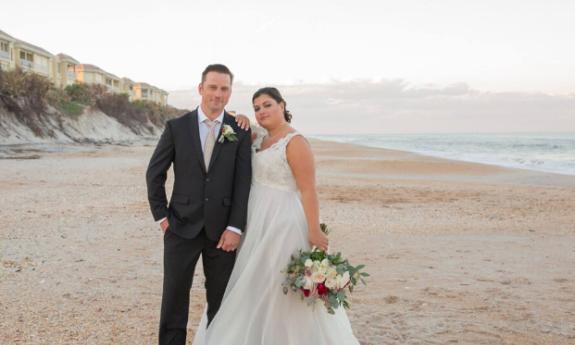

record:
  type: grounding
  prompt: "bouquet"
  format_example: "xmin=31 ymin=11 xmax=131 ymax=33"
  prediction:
xmin=282 ymin=223 xmax=369 ymax=314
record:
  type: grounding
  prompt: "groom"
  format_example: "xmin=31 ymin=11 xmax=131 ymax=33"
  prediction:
xmin=146 ymin=64 xmax=252 ymax=345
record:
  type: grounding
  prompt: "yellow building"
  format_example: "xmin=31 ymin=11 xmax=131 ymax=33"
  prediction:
xmin=156 ymin=87 xmax=169 ymax=106
xmin=0 ymin=30 xmax=55 ymax=81
xmin=0 ymin=30 xmax=16 ymax=72
xmin=54 ymin=53 xmax=79 ymax=88
xmin=74 ymin=64 xmax=121 ymax=93
xmin=0 ymin=29 xmax=169 ymax=105
xmin=13 ymin=39 xmax=54 ymax=79
xmin=73 ymin=64 xmax=106 ymax=87
xmin=121 ymin=77 xmax=136 ymax=100
xmin=133 ymin=82 xmax=168 ymax=106
xmin=104 ymin=71 xmax=121 ymax=94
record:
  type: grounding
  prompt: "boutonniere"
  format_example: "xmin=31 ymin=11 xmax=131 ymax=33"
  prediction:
xmin=218 ymin=124 xmax=238 ymax=143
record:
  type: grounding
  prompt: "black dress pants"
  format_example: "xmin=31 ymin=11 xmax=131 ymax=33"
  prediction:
xmin=158 ymin=229 xmax=236 ymax=345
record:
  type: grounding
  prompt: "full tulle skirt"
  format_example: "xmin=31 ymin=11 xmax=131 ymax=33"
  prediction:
xmin=192 ymin=182 xmax=360 ymax=345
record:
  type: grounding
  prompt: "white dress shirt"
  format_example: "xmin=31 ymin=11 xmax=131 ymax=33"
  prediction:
xmin=157 ymin=106 xmax=242 ymax=235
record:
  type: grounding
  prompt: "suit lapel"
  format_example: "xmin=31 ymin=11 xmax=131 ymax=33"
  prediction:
xmin=188 ymin=110 xmax=207 ymax=174
xmin=207 ymin=112 xmax=233 ymax=172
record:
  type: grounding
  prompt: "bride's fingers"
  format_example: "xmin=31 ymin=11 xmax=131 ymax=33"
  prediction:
xmin=234 ymin=116 xmax=248 ymax=130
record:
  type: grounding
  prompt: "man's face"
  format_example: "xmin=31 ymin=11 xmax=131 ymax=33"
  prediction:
xmin=198 ymin=72 xmax=232 ymax=115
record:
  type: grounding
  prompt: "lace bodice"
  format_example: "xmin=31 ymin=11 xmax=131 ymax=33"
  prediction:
xmin=252 ymin=128 xmax=302 ymax=192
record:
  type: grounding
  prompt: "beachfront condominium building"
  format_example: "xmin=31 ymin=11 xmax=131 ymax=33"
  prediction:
xmin=0 ymin=30 xmax=16 ymax=72
xmin=121 ymin=77 xmax=136 ymax=101
xmin=1 ymin=30 xmax=54 ymax=77
xmin=74 ymin=64 xmax=122 ymax=94
xmin=0 ymin=28 xmax=168 ymax=105
xmin=1 ymin=29 xmax=63 ymax=84
xmin=13 ymin=39 xmax=54 ymax=79
xmin=54 ymin=53 xmax=80 ymax=88
xmin=133 ymin=82 xmax=168 ymax=105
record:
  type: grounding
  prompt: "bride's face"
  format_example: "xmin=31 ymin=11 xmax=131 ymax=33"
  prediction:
xmin=253 ymin=94 xmax=285 ymax=129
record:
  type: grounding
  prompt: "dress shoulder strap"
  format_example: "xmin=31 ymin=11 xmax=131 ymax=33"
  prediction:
xmin=281 ymin=131 xmax=303 ymax=146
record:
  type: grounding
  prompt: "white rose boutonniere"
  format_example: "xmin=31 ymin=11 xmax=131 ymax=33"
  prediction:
xmin=218 ymin=124 xmax=238 ymax=143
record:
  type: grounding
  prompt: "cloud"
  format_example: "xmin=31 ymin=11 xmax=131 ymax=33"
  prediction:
xmin=168 ymin=80 xmax=575 ymax=134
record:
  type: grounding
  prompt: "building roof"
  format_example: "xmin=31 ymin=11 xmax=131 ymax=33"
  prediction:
xmin=76 ymin=64 xmax=120 ymax=80
xmin=135 ymin=82 xmax=168 ymax=94
xmin=57 ymin=53 xmax=80 ymax=64
xmin=15 ymin=39 xmax=54 ymax=57
xmin=76 ymin=63 xmax=105 ymax=73
xmin=135 ymin=82 xmax=152 ymax=88
xmin=0 ymin=29 xmax=16 ymax=41
xmin=0 ymin=30 xmax=53 ymax=57
xmin=104 ymin=71 xmax=120 ymax=80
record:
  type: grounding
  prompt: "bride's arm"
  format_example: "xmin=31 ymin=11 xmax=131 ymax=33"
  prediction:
xmin=287 ymin=136 xmax=329 ymax=251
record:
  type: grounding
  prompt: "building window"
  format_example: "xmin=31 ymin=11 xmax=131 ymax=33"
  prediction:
xmin=0 ymin=41 xmax=9 ymax=61
xmin=20 ymin=51 xmax=33 ymax=61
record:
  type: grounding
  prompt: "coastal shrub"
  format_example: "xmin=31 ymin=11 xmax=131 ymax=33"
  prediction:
xmin=0 ymin=68 xmax=51 ymax=113
xmin=98 ymin=95 xmax=183 ymax=134
xmin=64 ymin=83 xmax=106 ymax=106
xmin=96 ymin=93 xmax=148 ymax=133
xmin=60 ymin=101 xmax=85 ymax=116
xmin=65 ymin=84 xmax=92 ymax=105
xmin=132 ymin=99 xmax=183 ymax=128
xmin=0 ymin=68 xmax=184 ymax=138
xmin=0 ymin=68 xmax=52 ymax=136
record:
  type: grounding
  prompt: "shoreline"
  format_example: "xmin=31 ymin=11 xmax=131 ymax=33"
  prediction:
xmin=311 ymin=134 xmax=575 ymax=178
xmin=2 ymin=136 xmax=575 ymax=183
xmin=309 ymin=138 xmax=575 ymax=188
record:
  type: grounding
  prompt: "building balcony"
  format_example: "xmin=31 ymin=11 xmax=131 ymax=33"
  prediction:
xmin=0 ymin=50 xmax=10 ymax=60
xmin=20 ymin=59 xmax=33 ymax=69
xmin=35 ymin=64 xmax=49 ymax=75
xmin=20 ymin=60 xmax=49 ymax=75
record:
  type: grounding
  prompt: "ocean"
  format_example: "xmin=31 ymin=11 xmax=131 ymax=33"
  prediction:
xmin=311 ymin=133 xmax=575 ymax=176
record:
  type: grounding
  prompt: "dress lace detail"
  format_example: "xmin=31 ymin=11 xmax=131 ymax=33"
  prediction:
xmin=252 ymin=129 xmax=302 ymax=192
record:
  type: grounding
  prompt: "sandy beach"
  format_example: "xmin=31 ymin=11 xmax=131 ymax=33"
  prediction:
xmin=1 ymin=139 xmax=574 ymax=345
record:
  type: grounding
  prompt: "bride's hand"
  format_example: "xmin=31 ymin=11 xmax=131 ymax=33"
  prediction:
xmin=309 ymin=230 xmax=329 ymax=252
xmin=234 ymin=114 xmax=251 ymax=130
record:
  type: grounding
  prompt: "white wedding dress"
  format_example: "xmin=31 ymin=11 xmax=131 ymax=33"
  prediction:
xmin=192 ymin=131 xmax=360 ymax=345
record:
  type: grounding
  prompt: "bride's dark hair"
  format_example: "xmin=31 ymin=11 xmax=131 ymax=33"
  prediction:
xmin=252 ymin=87 xmax=293 ymax=123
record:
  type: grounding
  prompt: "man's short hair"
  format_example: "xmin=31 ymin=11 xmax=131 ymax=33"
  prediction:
xmin=201 ymin=64 xmax=234 ymax=84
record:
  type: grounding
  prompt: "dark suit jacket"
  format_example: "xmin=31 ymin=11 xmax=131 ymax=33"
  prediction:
xmin=146 ymin=110 xmax=252 ymax=241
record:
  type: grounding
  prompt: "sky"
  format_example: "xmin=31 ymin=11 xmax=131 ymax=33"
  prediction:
xmin=2 ymin=0 xmax=574 ymax=133
xmin=2 ymin=0 xmax=575 ymax=93
xmin=169 ymin=82 xmax=575 ymax=134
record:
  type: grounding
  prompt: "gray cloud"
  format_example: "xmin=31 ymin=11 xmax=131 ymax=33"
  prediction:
xmin=168 ymin=80 xmax=575 ymax=134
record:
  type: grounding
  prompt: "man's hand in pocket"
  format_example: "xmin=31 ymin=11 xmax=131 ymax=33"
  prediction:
xmin=160 ymin=219 xmax=169 ymax=233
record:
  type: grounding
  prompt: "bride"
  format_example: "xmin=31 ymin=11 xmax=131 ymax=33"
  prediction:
xmin=192 ymin=87 xmax=360 ymax=345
